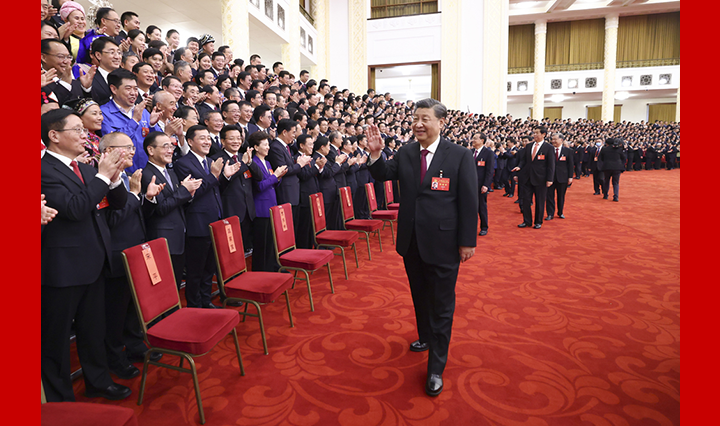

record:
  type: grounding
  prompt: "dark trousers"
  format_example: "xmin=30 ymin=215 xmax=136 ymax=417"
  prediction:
xmin=505 ymin=173 xmax=516 ymax=196
xmin=582 ymin=161 xmax=590 ymax=176
xmin=252 ymin=217 xmax=281 ymax=272
xmin=297 ymin=205 xmax=315 ymax=249
xmin=42 ymin=277 xmax=113 ymax=402
xmin=170 ymin=253 xmax=185 ymax=290
xmin=546 ymin=182 xmax=568 ymax=217
xmin=518 ymin=179 xmax=530 ymax=215
xmin=240 ymin=215 xmax=254 ymax=251
xmin=574 ymin=160 xmax=583 ymax=178
xmin=634 ymin=159 xmax=643 ymax=171
xmin=602 ymin=171 xmax=621 ymax=199
xmin=326 ymin=199 xmax=343 ymax=230
xmin=592 ymin=170 xmax=604 ymax=193
xmin=104 ymin=275 xmax=146 ymax=371
xmin=354 ymin=185 xmax=370 ymax=219
xmin=522 ymin=182 xmax=547 ymax=225
xmin=403 ymin=231 xmax=459 ymax=376
xmin=478 ymin=191 xmax=488 ymax=231
xmin=184 ymin=236 xmax=216 ymax=307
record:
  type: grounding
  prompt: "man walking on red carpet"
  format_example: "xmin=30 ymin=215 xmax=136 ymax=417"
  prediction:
xmin=367 ymin=98 xmax=478 ymax=397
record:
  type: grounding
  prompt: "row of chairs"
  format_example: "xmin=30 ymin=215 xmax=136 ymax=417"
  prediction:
xmin=117 ymin=182 xmax=399 ymax=424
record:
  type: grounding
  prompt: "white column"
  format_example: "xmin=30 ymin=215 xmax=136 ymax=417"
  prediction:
xmin=310 ymin=0 xmax=329 ymax=81
xmin=441 ymin=0 xmax=461 ymax=108
xmin=347 ymin=0 xmax=367 ymax=95
xmin=281 ymin=2 xmax=302 ymax=75
xmin=221 ymin=0 xmax=249 ymax=62
xmin=532 ymin=20 xmax=547 ymax=121
xmin=481 ymin=0 xmax=509 ymax=115
xmin=601 ymin=14 xmax=619 ymax=122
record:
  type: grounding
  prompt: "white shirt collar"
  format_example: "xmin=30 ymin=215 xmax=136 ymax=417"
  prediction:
xmin=98 ymin=66 xmax=111 ymax=83
xmin=421 ymin=135 xmax=441 ymax=154
xmin=44 ymin=150 xmax=74 ymax=169
xmin=190 ymin=149 xmax=207 ymax=166
xmin=148 ymin=160 xmax=167 ymax=173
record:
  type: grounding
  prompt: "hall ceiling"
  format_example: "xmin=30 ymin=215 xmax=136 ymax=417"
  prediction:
xmin=509 ymin=0 xmax=680 ymax=24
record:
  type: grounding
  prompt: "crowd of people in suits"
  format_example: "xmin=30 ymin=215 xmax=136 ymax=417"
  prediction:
xmin=39 ymin=0 xmax=680 ymax=405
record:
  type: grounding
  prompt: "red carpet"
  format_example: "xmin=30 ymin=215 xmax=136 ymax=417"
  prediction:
xmin=69 ymin=169 xmax=680 ymax=425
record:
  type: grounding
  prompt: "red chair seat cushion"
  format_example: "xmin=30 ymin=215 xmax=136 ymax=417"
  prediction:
xmin=316 ymin=230 xmax=359 ymax=247
xmin=345 ymin=219 xmax=383 ymax=232
xmin=372 ymin=210 xmax=398 ymax=220
xmin=41 ymin=402 xmax=138 ymax=426
xmin=224 ymin=272 xmax=293 ymax=304
xmin=147 ymin=308 xmax=239 ymax=355
xmin=387 ymin=203 xmax=400 ymax=210
xmin=279 ymin=249 xmax=334 ymax=270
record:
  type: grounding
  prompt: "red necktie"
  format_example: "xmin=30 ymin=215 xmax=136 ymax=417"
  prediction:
xmin=420 ymin=149 xmax=429 ymax=183
xmin=71 ymin=160 xmax=84 ymax=184
xmin=556 ymin=148 xmax=560 ymax=160
xmin=532 ymin=143 xmax=539 ymax=160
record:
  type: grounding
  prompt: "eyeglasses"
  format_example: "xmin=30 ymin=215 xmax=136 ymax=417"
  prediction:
xmin=103 ymin=18 xmax=121 ymax=24
xmin=56 ymin=127 xmax=89 ymax=136
xmin=108 ymin=145 xmax=136 ymax=152
xmin=152 ymin=143 xmax=175 ymax=151
xmin=102 ymin=50 xmax=122 ymax=56
xmin=45 ymin=53 xmax=73 ymax=61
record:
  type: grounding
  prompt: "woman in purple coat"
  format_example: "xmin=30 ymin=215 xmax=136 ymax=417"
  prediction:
xmin=248 ymin=131 xmax=288 ymax=271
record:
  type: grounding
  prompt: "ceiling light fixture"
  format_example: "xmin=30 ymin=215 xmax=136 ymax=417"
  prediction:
xmin=550 ymin=94 xmax=565 ymax=103
xmin=615 ymin=91 xmax=630 ymax=100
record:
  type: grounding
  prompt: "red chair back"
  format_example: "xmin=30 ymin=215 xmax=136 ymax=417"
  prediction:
xmin=209 ymin=216 xmax=247 ymax=282
xmin=122 ymin=238 xmax=180 ymax=326
xmin=365 ymin=183 xmax=378 ymax=212
xmin=338 ymin=186 xmax=355 ymax=220
xmin=384 ymin=180 xmax=394 ymax=204
xmin=309 ymin=193 xmax=326 ymax=234
xmin=269 ymin=203 xmax=296 ymax=254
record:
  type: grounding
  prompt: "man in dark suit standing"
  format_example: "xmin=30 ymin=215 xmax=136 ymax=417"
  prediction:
xmin=141 ymin=132 xmax=201 ymax=289
xmin=367 ymin=98 xmax=478 ymax=397
xmin=546 ymin=133 xmax=574 ymax=220
xmin=100 ymin=132 xmax=165 ymax=380
xmin=512 ymin=125 xmax=555 ymax=229
xmin=267 ymin=119 xmax=312 ymax=237
xmin=173 ymin=125 xmax=241 ymax=308
xmin=471 ymin=132 xmax=494 ymax=236
xmin=589 ymin=139 xmax=604 ymax=195
xmin=89 ymin=37 xmax=122 ymax=106
xmin=41 ymin=109 xmax=131 ymax=402
xmin=211 ymin=125 xmax=258 ymax=254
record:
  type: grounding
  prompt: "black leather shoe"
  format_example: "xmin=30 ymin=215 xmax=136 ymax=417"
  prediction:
xmin=128 ymin=351 xmax=163 ymax=363
xmin=111 ymin=364 xmax=140 ymax=380
xmin=84 ymin=383 xmax=132 ymax=400
xmin=425 ymin=374 xmax=443 ymax=397
xmin=558 ymin=214 xmax=565 ymax=219
xmin=487 ymin=189 xmax=494 ymax=192
xmin=613 ymin=198 xmax=619 ymax=202
xmin=203 ymin=303 xmax=222 ymax=309
xmin=603 ymin=195 xmax=608 ymax=199
xmin=533 ymin=224 xmax=542 ymax=229
xmin=517 ymin=223 xmax=529 ymax=228
xmin=224 ymin=300 xmax=244 ymax=307
xmin=545 ymin=216 xmax=553 ymax=221
xmin=594 ymin=192 xmax=600 ymax=195
xmin=479 ymin=230 xmax=488 ymax=236
xmin=409 ymin=340 xmax=429 ymax=352
xmin=514 ymin=200 xmax=520 ymax=204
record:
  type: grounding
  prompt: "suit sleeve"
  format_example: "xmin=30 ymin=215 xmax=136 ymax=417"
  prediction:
xmin=545 ymin=146 xmax=556 ymax=182
xmin=566 ymin=149 xmax=575 ymax=177
xmin=482 ymin=153 xmax=494 ymax=189
xmin=368 ymin=149 xmax=400 ymax=182
xmin=268 ymin=142 xmax=302 ymax=177
xmin=106 ymin=192 xmax=141 ymax=229
xmin=457 ymin=149 xmax=479 ymax=248
xmin=142 ymin=170 xmax=192 ymax=217
xmin=174 ymin=158 xmax=219 ymax=199
xmin=41 ymin=173 xmax=110 ymax=222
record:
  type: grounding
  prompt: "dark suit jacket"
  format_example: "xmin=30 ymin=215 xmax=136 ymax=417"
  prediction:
xmin=327 ymin=144 xmax=348 ymax=189
xmin=105 ymin=184 xmax=147 ymax=278
xmin=473 ymin=147 xmax=495 ymax=189
xmin=141 ymin=164 xmax=192 ymax=255
xmin=211 ymin=150 xmax=259 ymax=222
xmin=369 ymin=138 xmax=478 ymax=266
xmin=599 ymin=145 xmax=627 ymax=171
xmin=42 ymin=79 xmax=89 ymax=107
xmin=196 ymin=103 xmax=218 ymax=122
xmin=41 ymin=153 xmax=127 ymax=287
xmin=313 ymin=152 xmax=339 ymax=204
xmin=91 ymin=71 xmax=112 ymax=106
xmin=552 ymin=146 xmax=575 ymax=184
xmin=588 ymin=146 xmax=603 ymax=172
xmin=517 ymin=141 xmax=556 ymax=186
xmin=298 ymin=158 xmax=321 ymax=207
xmin=173 ymin=153 xmax=223 ymax=237
xmin=267 ymin=139 xmax=303 ymax=206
